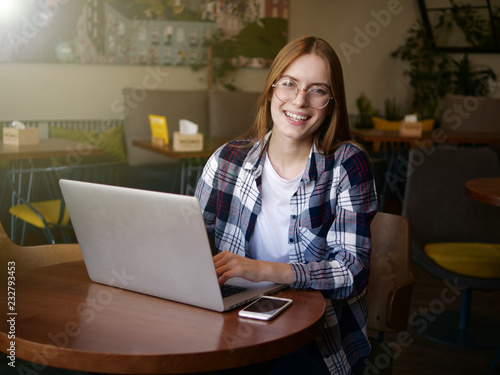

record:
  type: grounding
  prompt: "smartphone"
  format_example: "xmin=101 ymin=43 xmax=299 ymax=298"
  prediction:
xmin=238 ymin=296 xmax=293 ymax=321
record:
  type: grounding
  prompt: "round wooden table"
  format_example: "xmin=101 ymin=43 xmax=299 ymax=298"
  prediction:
xmin=0 ymin=261 xmax=325 ymax=374
xmin=465 ymin=177 xmax=500 ymax=207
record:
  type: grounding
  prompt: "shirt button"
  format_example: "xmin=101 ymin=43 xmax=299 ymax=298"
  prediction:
xmin=292 ymin=215 xmax=297 ymax=219
xmin=289 ymin=238 xmax=294 ymax=243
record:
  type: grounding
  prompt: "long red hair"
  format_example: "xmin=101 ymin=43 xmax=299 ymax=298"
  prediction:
xmin=240 ymin=35 xmax=352 ymax=156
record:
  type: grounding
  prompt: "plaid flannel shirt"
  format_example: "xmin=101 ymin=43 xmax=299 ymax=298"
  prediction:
xmin=195 ymin=133 xmax=378 ymax=374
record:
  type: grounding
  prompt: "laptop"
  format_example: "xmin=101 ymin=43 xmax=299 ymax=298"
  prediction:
xmin=59 ymin=179 xmax=285 ymax=312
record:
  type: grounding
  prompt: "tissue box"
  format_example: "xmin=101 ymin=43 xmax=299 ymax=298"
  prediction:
xmin=173 ymin=132 xmax=203 ymax=152
xmin=3 ymin=127 xmax=40 ymax=145
xmin=399 ymin=121 xmax=423 ymax=137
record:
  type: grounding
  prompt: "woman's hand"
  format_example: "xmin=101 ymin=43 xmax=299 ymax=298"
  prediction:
xmin=213 ymin=251 xmax=294 ymax=286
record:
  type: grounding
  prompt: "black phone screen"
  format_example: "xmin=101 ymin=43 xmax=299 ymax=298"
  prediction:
xmin=245 ymin=297 xmax=290 ymax=314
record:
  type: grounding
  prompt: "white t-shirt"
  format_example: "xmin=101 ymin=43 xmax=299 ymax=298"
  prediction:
xmin=250 ymin=154 xmax=303 ymax=263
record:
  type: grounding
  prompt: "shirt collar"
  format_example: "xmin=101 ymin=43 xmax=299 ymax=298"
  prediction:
xmin=243 ymin=131 xmax=326 ymax=182
xmin=243 ymin=131 xmax=272 ymax=175
xmin=302 ymin=142 xmax=324 ymax=184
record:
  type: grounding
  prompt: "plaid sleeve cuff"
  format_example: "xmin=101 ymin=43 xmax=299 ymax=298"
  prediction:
xmin=290 ymin=262 xmax=312 ymax=289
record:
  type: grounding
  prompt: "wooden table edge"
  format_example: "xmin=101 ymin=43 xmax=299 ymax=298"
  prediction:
xmin=0 ymin=260 xmax=326 ymax=374
xmin=350 ymin=129 xmax=500 ymax=144
xmin=0 ymin=295 xmax=325 ymax=374
xmin=0 ymin=138 xmax=105 ymax=161
xmin=465 ymin=177 xmax=500 ymax=207
xmin=132 ymin=139 xmax=226 ymax=159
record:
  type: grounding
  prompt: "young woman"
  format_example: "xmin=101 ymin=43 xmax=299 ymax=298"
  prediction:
xmin=195 ymin=35 xmax=378 ymax=375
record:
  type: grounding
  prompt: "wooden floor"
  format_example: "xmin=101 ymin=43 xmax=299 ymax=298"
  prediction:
xmin=386 ymin=264 xmax=500 ymax=375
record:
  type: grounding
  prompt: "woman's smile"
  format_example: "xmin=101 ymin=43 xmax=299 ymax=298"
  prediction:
xmin=270 ymin=53 xmax=331 ymax=145
xmin=284 ymin=110 xmax=311 ymax=123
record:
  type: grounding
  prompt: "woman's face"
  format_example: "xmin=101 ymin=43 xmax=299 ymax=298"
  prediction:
xmin=269 ymin=53 xmax=332 ymax=147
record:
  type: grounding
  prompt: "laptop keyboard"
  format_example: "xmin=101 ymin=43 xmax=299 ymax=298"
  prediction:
xmin=220 ymin=284 xmax=247 ymax=298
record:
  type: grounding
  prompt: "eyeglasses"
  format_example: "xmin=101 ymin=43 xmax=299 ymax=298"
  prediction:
xmin=272 ymin=78 xmax=333 ymax=109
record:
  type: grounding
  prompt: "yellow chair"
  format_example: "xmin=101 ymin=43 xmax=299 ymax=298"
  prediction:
xmin=9 ymin=200 xmax=70 ymax=232
xmin=6 ymin=162 xmax=122 ymax=245
xmin=363 ymin=212 xmax=413 ymax=374
xmin=402 ymin=147 xmax=500 ymax=349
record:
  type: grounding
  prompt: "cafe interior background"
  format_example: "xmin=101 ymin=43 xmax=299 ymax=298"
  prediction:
xmin=1 ymin=0 xmax=500 ymax=374
xmin=1 ymin=0 xmax=499 ymax=120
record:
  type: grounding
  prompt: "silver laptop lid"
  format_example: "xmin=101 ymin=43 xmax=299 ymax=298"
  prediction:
xmin=60 ymin=179 xmax=227 ymax=311
xmin=60 ymin=180 xmax=284 ymax=312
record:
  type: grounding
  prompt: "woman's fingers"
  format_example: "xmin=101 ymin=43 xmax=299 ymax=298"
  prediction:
xmin=213 ymin=251 xmax=253 ymax=284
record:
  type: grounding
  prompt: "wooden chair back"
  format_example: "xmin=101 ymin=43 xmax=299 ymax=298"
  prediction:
xmin=0 ymin=222 xmax=82 ymax=274
xmin=367 ymin=212 xmax=413 ymax=332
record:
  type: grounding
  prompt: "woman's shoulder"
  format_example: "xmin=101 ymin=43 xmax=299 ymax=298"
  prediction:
xmin=335 ymin=140 xmax=367 ymax=155
xmin=320 ymin=141 xmax=373 ymax=177
xmin=325 ymin=141 xmax=370 ymax=164
xmin=211 ymin=139 xmax=256 ymax=166
xmin=333 ymin=141 xmax=374 ymax=180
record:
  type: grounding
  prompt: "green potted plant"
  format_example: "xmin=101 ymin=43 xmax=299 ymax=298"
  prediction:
xmin=390 ymin=20 xmax=454 ymax=120
xmin=451 ymin=53 xmax=497 ymax=97
xmin=355 ymin=93 xmax=378 ymax=128
xmin=371 ymin=98 xmax=402 ymax=132
xmin=383 ymin=97 xmax=402 ymax=121
xmin=191 ymin=29 xmax=240 ymax=91
xmin=392 ymin=14 xmax=497 ymax=120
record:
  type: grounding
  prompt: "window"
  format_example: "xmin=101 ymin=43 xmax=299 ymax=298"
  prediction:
xmin=418 ymin=0 xmax=500 ymax=52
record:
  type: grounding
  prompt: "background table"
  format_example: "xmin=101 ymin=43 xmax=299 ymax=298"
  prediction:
xmin=465 ymin=177 xmax=500 ymax=207
xmin=350 ymin=129 xmax=500 ymax=144
xmin=0 ymin=138 xmax=104 ymax=161
xmin=0 ymin=260 xmax=325 ymax=374
xmin=350 ymin=128 xmax=500 ymax=211
xmin=132 ymin=138 xmax=228 ymax=159
xmin=133 ymin=138 xmax=228 ymax=195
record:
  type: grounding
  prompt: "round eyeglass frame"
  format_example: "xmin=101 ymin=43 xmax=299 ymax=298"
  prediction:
xmin=271 ymin=79 xmax=333 ymax=109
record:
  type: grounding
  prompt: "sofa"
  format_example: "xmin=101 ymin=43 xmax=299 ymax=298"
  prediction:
xmin=438 ymin=93 xmax=500 ymax=159
xmin=0 ymin=89 xmax=260 ymax=193
xmin=438 ymin=94 xmax=500 ymax=133
xmin=120 ymin=88 xmax=260 ymax=191
xmin=0 ymin=89 xmax=261 ymax=235
xmin=122 ymin=88 xmax=260 ymax=166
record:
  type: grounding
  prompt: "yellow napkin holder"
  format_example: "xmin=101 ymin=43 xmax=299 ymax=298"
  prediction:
xmin=173 ymin=132 xmax=203 ymax=152
xmin=3 ymin=127 xmax=39 ymax=145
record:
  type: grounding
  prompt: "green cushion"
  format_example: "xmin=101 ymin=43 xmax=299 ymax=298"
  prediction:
xmin=425 ymin=242 xmax=500 ymax=279
xmin=50 ymin=126 xmax=127 ymax=164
